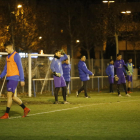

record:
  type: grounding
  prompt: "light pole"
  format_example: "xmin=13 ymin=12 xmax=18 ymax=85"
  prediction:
xmin=102 ymin=1 xmax=115 ymax=8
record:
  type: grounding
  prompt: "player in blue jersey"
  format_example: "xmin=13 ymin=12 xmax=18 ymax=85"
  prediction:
xmin=51 ymin=49 xmax=69 ymax=104
xmin=0 ymin=42 xmax=30 ymax=119
xmin=76 ymin=55 xmax=94 ymax=98
xmin=114 ymin=54 xmax=131 ymax=97
xmin=126 ymin=58 xmax=133 ymax=93
xmin=106 ymin=59 xmax=114 ymax=93
xmin=62 ymin=59 xmax=71 ymax=95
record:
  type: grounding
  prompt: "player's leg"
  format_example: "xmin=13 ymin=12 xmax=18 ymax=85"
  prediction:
xmin=83 ymin=81 xmax=89 ymax=98
xmin=0 ymin=80 xmax=16 ymax=119
xmin=110 ymin=84 xmax=113 ymax=93
xmin=12 ymin=94 xmax=30 ymax=117
xmin=61 ymin=76 xmax=69 ymax=103
xmin=0 ymin=92 xmax=13 ymax=119
xmin=117 ymin=84 xmax=121 ymax=96
xmin=54 ymin=87 xmax=60 ymax=103
xmin=127 ymin=76 xmax=132 ymax=93
xmin=109 ymin=77 xmax=114 ymax=93
xmin=122 ymin=83 xmax=127 ymax=94
xmin=62 ymin=86 xmax=67 ymax=101
xmin=116 ymin=75 xmax=122 ymax=96
xmin=77 ymin=82 xmax=84 ymax=96
xmin=53 ymin=76 xmax=61 ymax=103
xmin=122 ymin=83 xmax=131 ymax=96
xmin=128 ymin=81 xmax=131 ymax=93
xmin=66 ymin=81 xmax=69 ymax=95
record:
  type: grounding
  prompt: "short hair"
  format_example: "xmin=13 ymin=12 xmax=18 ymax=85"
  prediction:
xmin=117 ymin=53 xmax=121 ymax=57
xmin=128 ymin=58 xmax=132 ymax=60
xmin=80 ymin=55 xmax=85 ymax=59
xmin=4 ymin=41 xmax=13 ymax=47
xmin=54 ymin=49 xmax=60 ymax=54
xmin=110 ymin=59 xmax=113 ymax=62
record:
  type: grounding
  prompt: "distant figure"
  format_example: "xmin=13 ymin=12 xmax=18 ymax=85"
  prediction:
xmin=0 ymin=41 xmax=30 ymax=119
xmin=76 ymin=55 xmax=94 ymax=98
xmin=114 ymin=54 xmax=131 ymax=97
xmin=51 ymin=49 xmax=69 ymax=104
xmin=126 ymin=58 xmax=133 ymax=93
xmin=106 ymin=59 xmax=114 ymax=93
xmin=62 ymin=59 xmax=71 ymax=95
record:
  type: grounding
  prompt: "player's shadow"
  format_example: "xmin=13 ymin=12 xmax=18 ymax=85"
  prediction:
xmin=0 ymin=110 xmax=22 ymax=116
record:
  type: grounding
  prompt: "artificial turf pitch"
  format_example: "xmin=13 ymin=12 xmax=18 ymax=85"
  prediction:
xmin=0 ymin=92 xmax=140 ymax=140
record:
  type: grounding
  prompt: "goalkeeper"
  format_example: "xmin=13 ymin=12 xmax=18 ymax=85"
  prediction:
xmin=51 ymin=49 xmax=69 ymax=104
xmin=114 ymin=54 xmax=131 ymax=97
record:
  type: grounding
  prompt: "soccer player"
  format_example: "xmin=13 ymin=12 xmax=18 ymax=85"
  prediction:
xmin=106 ymin=59 xmax=114 ymax=93
xmin=126 ymin=58 xmax=133 ymax=93
xmin=62 ymin=58 xmax=71 ymax=95
xmin=114 ymin=54 xmax=131 ymax=97
xmin=76 ymin=55 xmax=94 ymax=98
xmin=51 ymin=49 xmax=69 ymax=104
xmin=0 ymin=41 xmax=30 ymax=119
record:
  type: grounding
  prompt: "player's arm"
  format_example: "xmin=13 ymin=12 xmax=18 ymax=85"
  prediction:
xmin=105 ymin=66 xmax=110 ymax=76
xmin=81 ymin=64 xmax=93 ymax=75
xmin=50 ymin=59 xmax=56 ymax=72
xmin=14 ymin=54 xmax=25 ymax=86
xmin=60 ymin=54 xmax=68 ymax=62
xmin=114 ymin=61 xmax=119 ymax=80
xmin=0 ymin=62 xmax=7 ymax=79
xmin=69 ymin=64 xmax=71 ymax=70
xmin=122 ymin=60 xmax=129 ymax=72
xmin=123 ymin=65 xmax=129 ymax=71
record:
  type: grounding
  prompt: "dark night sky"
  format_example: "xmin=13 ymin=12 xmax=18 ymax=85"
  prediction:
xmin=36 ymin=0 xmax=140 ymax=5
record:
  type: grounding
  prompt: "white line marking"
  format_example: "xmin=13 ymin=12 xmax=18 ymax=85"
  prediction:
xmin=9 ymin=99 xmax=140 ymax=120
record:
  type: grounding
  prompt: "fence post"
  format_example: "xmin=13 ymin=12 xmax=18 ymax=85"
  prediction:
xmin=91 ymin=58 xmax=93 ymax=89
xmin=131 ymin=79 xmax=133 ymax=92
xmin=70 ymin=58 xmax=73 ymax=91
xmin=51 ymin=80 xmax=54 ymax=96
xmin=101 ymin=53 xmax=104 ymax=89
xmin=28 ymin=54 xmax=32 ymax=97
xmin=98 ymin=77 xmax=100 ymax=93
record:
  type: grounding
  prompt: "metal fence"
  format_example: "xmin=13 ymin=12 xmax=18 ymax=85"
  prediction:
xmin=0 ymin=53 xmax=140 ymax=97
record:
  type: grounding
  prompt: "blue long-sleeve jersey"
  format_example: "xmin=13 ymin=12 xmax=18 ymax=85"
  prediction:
xmin=78 ymin=60 xmax=93 ymax=81
xmin=0 ymin=51 xmax=24 ymax=81
xmin=62 ymin=63 xmax=71 ymax=82
xmin=50 ymin=54 xmax=68 ymax=76
xmin=106 ymin=64 xmax=114 ymax=78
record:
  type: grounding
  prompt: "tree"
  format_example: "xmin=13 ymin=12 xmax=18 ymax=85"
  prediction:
xmin=13 ymin=3 xmax=40 ymax=52
xmin=0 ymin=0 xmax=11 ymax=51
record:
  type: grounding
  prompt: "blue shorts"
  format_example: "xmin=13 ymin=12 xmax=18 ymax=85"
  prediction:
xmin=53 ymin=76 xmax=66 ymax=88
xmin=117 ymin=75 xmax=126 ymax=84
xmin=108 ymin=77 xmax=114 ymax=84
xmin=127 ymin=75 xmax=132 ymax=82
xmin=7 ymin=80 xmax=18 ymax=93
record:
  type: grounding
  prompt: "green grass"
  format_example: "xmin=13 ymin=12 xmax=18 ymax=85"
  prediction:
xmin=0 ymin=92 xmax=140 ymax=140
